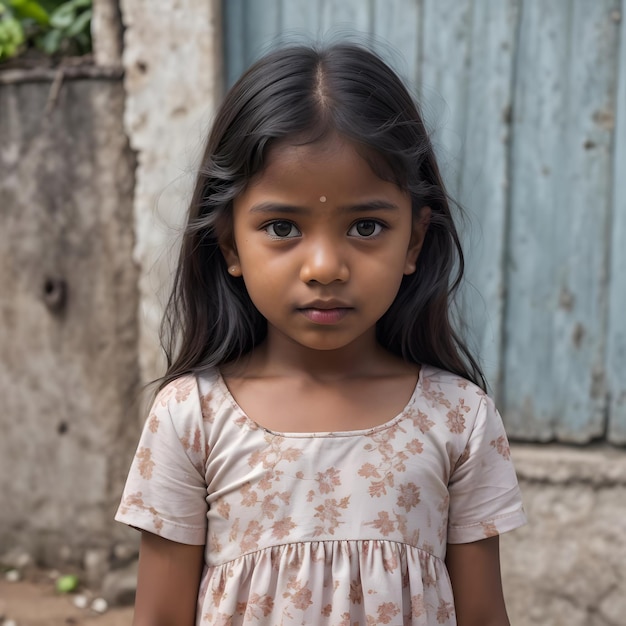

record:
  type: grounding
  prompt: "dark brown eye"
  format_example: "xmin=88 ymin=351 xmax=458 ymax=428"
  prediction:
xmin=349 ymin=220 xmax=383 ymax=238
xmin=267 ymin=221 xmax=300 ymax=238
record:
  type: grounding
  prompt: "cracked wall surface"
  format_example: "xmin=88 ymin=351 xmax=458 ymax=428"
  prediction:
xmin=119 ymin=0 xmax=222 ymax=392
xmin=0 ymin=74 xmax=140 ymax=561
xmin=502 ymin=447 xmax=626 ymax=626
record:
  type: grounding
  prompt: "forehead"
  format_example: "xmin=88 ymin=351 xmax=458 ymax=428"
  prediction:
xmin=245 ymin=135 xmax=403 ymax=199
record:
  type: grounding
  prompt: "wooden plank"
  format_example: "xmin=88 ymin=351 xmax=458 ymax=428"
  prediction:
xmin=607 ymin=1 xmax=626 ymax=444
xmin=223 ymin=0 xmax=247 ymax=86
xmin=503 ymin=0 xmax=619 ymax=442
xmin=503 ymin=0 xmax=562 ymax=440
xmin=223 ymin=0 xmax=282 ymax=87
xmin=0 ymin=65 xmax=124 ymax=84
xmin=418 ymin=0 xmax=474 ymax=197
xmin=244 ymin=0 xmax=282 ymax=60
xmin=418 ymin=0 xmax=493 ymax=386
xmin=319 ymin=0 xmax=372 ymax=37
xmin=280 ymin=0 xmax=322 ymax=41
xmin=371 ymin=0 xmax=421 ymax=86
xmin=457 ymin=0 xmax=519 ymax=397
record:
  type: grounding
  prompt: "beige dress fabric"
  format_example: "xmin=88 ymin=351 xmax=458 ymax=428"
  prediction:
xmin=116 ymin=365 xmax=526 ymax=625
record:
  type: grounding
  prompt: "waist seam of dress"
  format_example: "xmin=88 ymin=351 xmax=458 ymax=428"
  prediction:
xmin=207 ymin=537 xmax=445 ymax=569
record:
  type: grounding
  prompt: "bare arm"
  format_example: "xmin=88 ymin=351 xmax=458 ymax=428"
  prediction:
xmin=133 ymin=531 xmax=205 ymax=626
xmin=445 ymin=536 xmax=510 ymax=626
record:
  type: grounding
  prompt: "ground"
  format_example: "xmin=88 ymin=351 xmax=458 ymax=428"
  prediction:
xmin=0 ymin=572 xmax=133 ymax=626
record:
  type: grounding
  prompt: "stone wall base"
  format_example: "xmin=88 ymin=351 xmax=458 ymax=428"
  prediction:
xmin=502 ymin=445 xmax=626 ymax=626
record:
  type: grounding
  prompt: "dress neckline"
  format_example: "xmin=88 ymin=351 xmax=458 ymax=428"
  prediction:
xmin=214 ymin=365 xmax=427 ymax=439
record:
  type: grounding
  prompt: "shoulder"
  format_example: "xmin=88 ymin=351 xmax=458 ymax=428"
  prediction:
xmin=417 ymin=365 xmax=497 ymax=437
xmin=150 ymin=368 xmax=223 ymax=426
xmin=143 ymin=370 xmax=225 ymax=468
xmin=153 ymin=374 xmax=200 ymax=407
xmin=420 ymin=365 xmax=489 ymax=407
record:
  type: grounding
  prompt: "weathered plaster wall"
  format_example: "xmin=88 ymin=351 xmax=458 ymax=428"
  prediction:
xmin=502 ymin=446 xmax=626 ymax=626
xmin=0 ymin=0 xmax=223 ymax=576
xmin=0 ymin=72 xmax=140 ymax=563
xmin=119 ymin=0 xmax=223 ymax=389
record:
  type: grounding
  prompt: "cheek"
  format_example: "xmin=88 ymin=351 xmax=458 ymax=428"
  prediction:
xmin=241 ymin=269 xmax=287 ymax=309
xmin=379 ymin=272 xmax=406 ymax=305
xmin=239 ymin=249 xmax=289 ymax=281
xmin=371 ymin=255 xmax=409 ymax=298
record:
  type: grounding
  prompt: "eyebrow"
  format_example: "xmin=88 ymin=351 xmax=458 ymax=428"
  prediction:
xmin=249 ymin=200 xmax=401 ymax=215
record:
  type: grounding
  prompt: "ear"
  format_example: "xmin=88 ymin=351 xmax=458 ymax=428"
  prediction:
xmin=404 ymin=206 xmax=431 ymax=275
xmin=217 ymin=219 xmax=242 ymax=277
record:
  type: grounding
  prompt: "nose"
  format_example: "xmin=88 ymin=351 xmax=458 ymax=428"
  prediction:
xmin=299 ymin=237 xmax=350 ymax=285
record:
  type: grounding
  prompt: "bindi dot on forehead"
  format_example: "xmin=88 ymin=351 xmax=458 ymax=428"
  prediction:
xmin=319 ymin=196 xmax=327 ymax=203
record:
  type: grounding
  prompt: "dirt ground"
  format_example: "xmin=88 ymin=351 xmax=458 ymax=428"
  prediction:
xmin=0 ymin=573 xmax=133 ymax=626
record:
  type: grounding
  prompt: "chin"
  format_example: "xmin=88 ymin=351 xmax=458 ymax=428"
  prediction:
xmin=297 ymin=334 xmax=370 ymax=353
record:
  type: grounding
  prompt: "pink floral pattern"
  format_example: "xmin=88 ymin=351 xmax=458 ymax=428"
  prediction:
xmin=116 ymin=365 xmax=526 ymax=625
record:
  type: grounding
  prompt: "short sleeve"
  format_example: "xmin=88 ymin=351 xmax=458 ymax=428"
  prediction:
xmin=447 ymin=395 xmax=526 ymax=544
xmin=115 ymin=375 xmax=209 ymax=545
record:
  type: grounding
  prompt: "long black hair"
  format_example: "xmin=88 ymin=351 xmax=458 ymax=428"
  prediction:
xmin=160 ymin=43 xmax=486 ymax=391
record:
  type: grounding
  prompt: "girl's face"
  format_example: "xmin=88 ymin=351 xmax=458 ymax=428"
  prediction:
xmin=221 ymin=135 xmax=429 ymax=356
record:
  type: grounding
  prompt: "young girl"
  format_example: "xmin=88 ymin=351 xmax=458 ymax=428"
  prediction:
xmin=116 ymin=43 xmax=526 ymax=626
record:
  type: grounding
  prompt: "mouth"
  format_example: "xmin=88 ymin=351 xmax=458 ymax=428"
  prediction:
xmin=298 ymin=299 xmax=351 ymax=310
xmin=297 ymin=301 xmax=353 ymax=325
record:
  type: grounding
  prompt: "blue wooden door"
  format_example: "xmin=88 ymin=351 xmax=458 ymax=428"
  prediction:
xmin=223 ymin=0 xmax=626 ymax=445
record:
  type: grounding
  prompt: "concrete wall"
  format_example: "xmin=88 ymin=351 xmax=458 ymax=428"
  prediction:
xmin=0 ymin=0 xmax=222 ymax=573
xmin=119 ymin=0 xmax=223 ymax=389
xmin=502 ymin=447 xmax=626 ymax=626
xmin=0 ymin=70 xmax=140 ymax=563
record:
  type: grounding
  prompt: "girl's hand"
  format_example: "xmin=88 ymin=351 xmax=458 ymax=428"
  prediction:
xmin=133 ymin=531 xmax=204 ymax=626
xmin=445 ymin=536 xmax=511 ymax=626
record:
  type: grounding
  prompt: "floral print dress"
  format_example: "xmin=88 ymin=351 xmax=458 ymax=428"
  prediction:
xmin=116 ymin=365 xmax=526 ymax=625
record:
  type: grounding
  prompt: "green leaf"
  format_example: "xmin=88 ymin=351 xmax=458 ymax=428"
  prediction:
xmin=49 ymin=0 xmax=90 ymax=24
xmin=39 ymin=0 xmax=67 ymax=12
xmin=1 ymin=0 xmax=92 ymax=59
xmin=64 ymin=6 xmax=89 ymax=37
xmin=0 ymin=13 xmax=24 ymax=58
xmin=39 ymin=25 xmax=60 ymax=52
xmin=8 ymin=0 xmax=50 ymax=25
xmin=49 ymin=5 xmax=74 ymax=29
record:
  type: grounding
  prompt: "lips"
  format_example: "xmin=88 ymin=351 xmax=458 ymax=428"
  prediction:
xmin=298 ymin=299 xmax=351 ymax=310
xmin=297 ymin=300 xmax=353 ymax=325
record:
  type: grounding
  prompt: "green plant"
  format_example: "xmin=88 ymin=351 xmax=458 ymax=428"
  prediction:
xmin=0 ymin=0 xmax=92 ymax=62
xmin=41 ymin=0 xmax=92 ymax=55
xmin=0 ymin=4 xmax=25 ymax=60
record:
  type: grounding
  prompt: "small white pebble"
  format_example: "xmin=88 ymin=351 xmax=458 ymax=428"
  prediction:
xmin=91 ymin=598 xmax=108 ymax=614
xmin=5 ymin=570 xmax=20 ymax=583
xmin=4 ymin=619 xmax=18 ymax=626
xmin=73 ymin=595 xmax=89 ymax=609
xmin=47 ymin=569 xmax=60 ymax=580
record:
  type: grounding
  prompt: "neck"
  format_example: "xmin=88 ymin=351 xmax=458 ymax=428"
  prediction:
xmin=247 ymin=327 xmax=398 ymax=381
